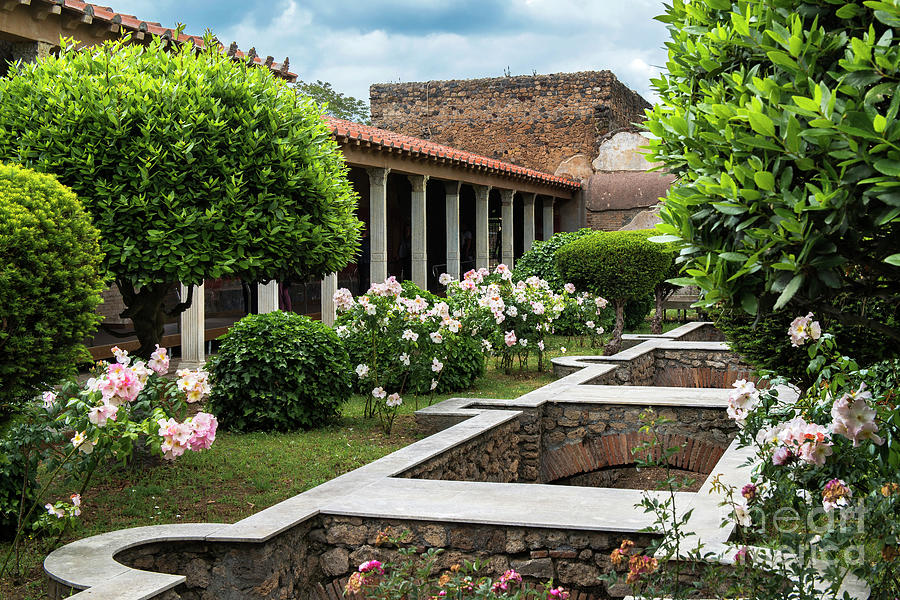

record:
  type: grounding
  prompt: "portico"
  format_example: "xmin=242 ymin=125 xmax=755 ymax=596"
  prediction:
xmin=176 ymin=118 xmax=582 ymax=366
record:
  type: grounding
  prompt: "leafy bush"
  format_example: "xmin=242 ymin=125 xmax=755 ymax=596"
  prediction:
xmin=513 ymin=228 xmax=594 ymax=292
xmin=556 ymin=230 xmax=671 ymax=353
xmin=0 ymin=162 xmax=104 ymax=421
xmin=515 ymin=229 xmax=649 ymax=338
xmin=0 ymin=419 xmax=39 ymax=539
xmin=0 ymin=36 xmax=361 ymax=356
xmin=645 ymin=0 xmax=900 ymax=347
xmin=715 ymin=298 xmax=900 ymax=386
xmin=207 ymin=312 xmax=351 ymax=431
xmin=338 ymin=279 xmax=484 ymax=401
xmin=625 ymin=295 xmax=654 ymax=331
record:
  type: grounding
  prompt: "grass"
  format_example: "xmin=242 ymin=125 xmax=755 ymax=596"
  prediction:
xmin=0 ymin=326 xmax=686 ymax=598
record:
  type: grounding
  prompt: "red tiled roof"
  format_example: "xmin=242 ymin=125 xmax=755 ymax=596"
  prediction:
xmin=326 ymin=117 xmax=582 ymax=191
xmin=28 ymin=0 xmax=296 ymax=80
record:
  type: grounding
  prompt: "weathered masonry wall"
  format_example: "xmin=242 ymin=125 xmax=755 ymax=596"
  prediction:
xmin=398 ymin=419 xmax=522 ymax=483
xmin=114 ymin=516 xmax=656 ymax=599
xmin=370 ymin=71 xmax=650 ymax=175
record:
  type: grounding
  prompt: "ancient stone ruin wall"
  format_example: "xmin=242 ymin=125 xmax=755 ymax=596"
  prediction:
xmin=370 ymin=71 xmax=651 ymax=175
xmin=114 ymin=519 xmax=323 ymax=600
xmin=397 ymin=419 xmax=522 ymax=483
xmin=540 ymin=404 xmax=736 ymax=483
xmin=652 ymin=349 xmax=755 ymax=388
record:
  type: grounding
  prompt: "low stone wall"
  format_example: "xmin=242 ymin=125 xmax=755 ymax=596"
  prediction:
xmin=316 ymin=516 xmax=656 ymax=595
xmin=653 ymin=349 xmax=754 ymax=388
xmin=116 ymin=520 xmax=322 ymax=600
xmin=110 ymin=515 xmax=655 ymax=599
xmin=674 ymin=323 xmax=726 ymax=342
xmin=397 ymin=419 xmax=522 ymax=483
xmin=540 ymin=404 xmax=736 ymax=482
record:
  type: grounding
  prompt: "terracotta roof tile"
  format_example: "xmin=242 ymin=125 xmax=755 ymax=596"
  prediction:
xmin=43 ymin=0 xmax=296 ymax=80
xmin=326 ymin=117 xmax=581 ymax=190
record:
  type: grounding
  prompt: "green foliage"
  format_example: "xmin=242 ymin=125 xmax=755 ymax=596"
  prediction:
xmin=646 ymin=0 xmax=900 ymax=344
xmin=0 ymin=162 xmax=104 ymax=420
xmin=207 ymin=312 xmax=351 ymax=431
xmin=513 ymin=228 xmax=594 ymax=292
xmin=556 ymin=230 xmax=672 ymax=301
xmin=715 ymin=299 xmax=900 ymax=386
xmin=625 ymin=295 xmax=655 ymax=331
xmin=0 ymin=418 xmax=40 ymax=538
xmin=340 ymin=281 xmax=485 ymax=395
xmin=0 ymin=36 xmax=361 ymax=354
xmin=295 ymin=79 xmax=370 ymax=124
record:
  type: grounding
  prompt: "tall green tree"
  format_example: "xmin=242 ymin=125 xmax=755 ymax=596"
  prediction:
xmin=296 ymin=79 xmax=370 ymax=124
xmin=646 ymin=0 xmax=900 ymax=342
xmin=0 ymin=36 xmax=362 ymax=356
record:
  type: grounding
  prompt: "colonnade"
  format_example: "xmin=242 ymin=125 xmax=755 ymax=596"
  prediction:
xmin=178 ymin=168 xmax=562 ymax=367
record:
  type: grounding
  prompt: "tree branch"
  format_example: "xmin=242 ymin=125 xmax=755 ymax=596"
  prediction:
xmin=809 ymin=302 xmax=900 ymax=343
xmin=165 ymin=283 xmax=194 ymax=318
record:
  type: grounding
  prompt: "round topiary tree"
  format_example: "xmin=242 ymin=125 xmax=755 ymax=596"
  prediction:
xmin=0 ymin=35 xmax=361 ymax=357
xmin=206 ymin=311 xmax=352 ymax=431
xmin=0 ymin=162 xmax=104 ymax=421
xmin=513 ymin=228 xmax=595 ymax=292
xmin=556 ymin=230 xmax=672 ymax=354
xmin=645 ymin=0 xmax=900 ymax=349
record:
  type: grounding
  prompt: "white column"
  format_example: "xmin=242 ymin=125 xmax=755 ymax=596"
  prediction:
xmin=445 ymin=180 xmax=461 ymax=280
xmin=367 ymin=167 xmax=390 ymax=283
xmin=320 ymin=272 xmax=337 ymax=326
xmin=543 ymin=197 xmax=555 ymax=241
xmin=257 ymin=281 xmax=279 ymax=313
xmin=409 ymin=174 xmax=429 ymax=289
xmin=474 ymin=185 xmax=490 ymax=270
xmin=500 ymin=189 xmax=515 ymax=269
xmin=179 ymin=282 xmax=205 ymax=369
xmin=522 ymin=192 xmax=536 ymax=252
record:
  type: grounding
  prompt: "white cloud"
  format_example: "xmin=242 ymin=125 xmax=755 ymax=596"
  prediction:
xmin=109 ymin=0 xmax=670 ymax=105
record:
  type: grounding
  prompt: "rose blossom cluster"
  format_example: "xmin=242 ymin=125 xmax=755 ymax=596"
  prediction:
xmin=726 ymin=379 xmax=759 ymax=427
xmin=491 ymin=569 xmax=522 ymax=593
xmin=822 ymin=478 xmax=852 ymax=511
xmin=176 ymin=368 xmax=212 ymax=403
xmin=788 ymin=312 xmax=821 ymax=346
xmin=830 ymin=383 xmax=883 ymax=447
xmin=157 ymin=412 xmax=218 ymax=459
xmin=758 ymin=416 xmax=834 ymax=466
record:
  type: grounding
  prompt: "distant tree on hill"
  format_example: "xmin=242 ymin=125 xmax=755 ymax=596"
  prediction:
xmin=296 ymin=79 xmax=370 ymax=124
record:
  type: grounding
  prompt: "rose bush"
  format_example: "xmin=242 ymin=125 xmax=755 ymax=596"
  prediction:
xmin=720 ymin=315 xmax=899 ymax=599
xmin=1 ymin=346 xmax=216 ymax=577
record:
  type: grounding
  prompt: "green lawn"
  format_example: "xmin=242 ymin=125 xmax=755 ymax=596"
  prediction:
xmin=0 ymin=327 xmax=686 ymax=598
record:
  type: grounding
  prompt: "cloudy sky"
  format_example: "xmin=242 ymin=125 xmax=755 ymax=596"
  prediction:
xmin=106 ymin=0 xmax=670 ymax=105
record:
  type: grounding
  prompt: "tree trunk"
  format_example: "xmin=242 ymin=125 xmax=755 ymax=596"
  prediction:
xmin=652 ymin=288 xmax=665 ymax=335
xmin=117 ymin=281 xmax=175 ymax=359
xmin=604 ymin=299 xmax=625 ymax=356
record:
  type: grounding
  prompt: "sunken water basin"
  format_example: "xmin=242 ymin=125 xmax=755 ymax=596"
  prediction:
xmin=44 ymin=323 xmax=864 ymax=600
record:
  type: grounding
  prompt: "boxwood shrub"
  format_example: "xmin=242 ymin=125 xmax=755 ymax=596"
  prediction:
xmin=557 ymin=230 xmax=671 ymax=353
xmin=0 ymin=162 xmax=104 ymax=422
xmin=207 ymin=311 xmax=351 ymax=431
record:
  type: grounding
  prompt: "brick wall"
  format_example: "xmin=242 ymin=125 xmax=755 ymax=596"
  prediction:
xmin=370 ymin=71 xmax=650 ymax=174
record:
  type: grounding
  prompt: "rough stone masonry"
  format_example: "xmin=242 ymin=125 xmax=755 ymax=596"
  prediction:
xmin=370 ymin=71 xmax=651 ymax=176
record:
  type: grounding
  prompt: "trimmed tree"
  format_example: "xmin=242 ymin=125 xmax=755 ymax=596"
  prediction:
xmin=645 ymin=0 xmax=900 ymax=344
xmin=556 ymin=230 xmax=671 ymax=354
xmin=0 ymin=36 xmax=361 ymax=356
xmin=0 ymin=162 xmax=104 ymax=420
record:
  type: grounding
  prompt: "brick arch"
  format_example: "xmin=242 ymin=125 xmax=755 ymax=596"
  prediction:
xmin=653 ymin=365 xmax=757 ymax=388
xmin=540 ymin=433 xmax=726 ymax=483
